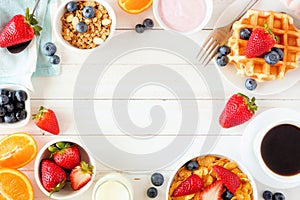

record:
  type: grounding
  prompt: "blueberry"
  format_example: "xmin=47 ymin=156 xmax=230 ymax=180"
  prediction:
xmin=273 ymin=192 xmax=285 ymax=200
xmin=83 ymin=6 xmax=95 ymax=18
xmin=218 ymin=45 xmax=231 ymax=55
xmin=66 ymin=1 xmax=78 ymax=12
xmin=245 ymin=78 xmax=257 ymax=91
xmin=50 ymin=55 xmax=61 ymax=65
xmin=42 ymin=42 xmax=57 ymax=56
xmin=185 ymin=160 xmax=199 ymax=171
xmin=8 ymin=91 xmax=16 ymax=101
xmin=216 ymin=53 xmax=229 ymax=66
xmin=16 ymin=109 xmax=27 ymax=121
xmin=0 ymin=89 xmax=9 ymax=95
xmin=0 ymin=107 xmax=5 ymax=117
xmin=262 ymin=190 xmax=273 ymax=200
xmin=4 ymin=113 xmax=17 ymax=123
xmin=15 ymin=90 xmax=28 ymax=102
xmin=143 ymin=18 xmax=154 ymax=29
xmin=147 ymin=187 xmax=158 ymax=198
xmin=0 ymin=117 xmax=4 ymax=123
xmin=4 ymin=103 xmax=14 ymax=113
xmin=240 ymin=28 xmax=252 ymax=40
xmin=0 ymin=95 xmax=9 ymax=105
xmin=151 ymin=172 xmax=164 ymax=186
xmin=222 ymin=189 xmax=234 ymax=200
xmin=15 ymin=102 xmax=25 ymax=110
xmin=135 ymin=24 xmax=145 ymax=33
xmin=271 ymin=47 xmax=284 ymax=60
xmin=265 ymin=51 xmax=280 ymax=65
xmin=76 ymin=21 xmax=88 ymax=33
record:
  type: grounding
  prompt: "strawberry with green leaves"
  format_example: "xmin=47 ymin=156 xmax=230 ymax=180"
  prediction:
xmin=70 ymin=161 xmax=94 ymax=191
xmin=32 ymin=106 xmax=60 ymax=135
xmin=245 ymin=23 xmax=278 ymax=58
xmin=0 ymin=8 xmax=42 ymax=48
xmin=172 ymin=174 xmax=204 ymax=197
xmin=219 ymin=93 xmax=257 ymax=128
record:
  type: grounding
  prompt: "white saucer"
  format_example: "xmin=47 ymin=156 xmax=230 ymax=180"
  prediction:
xmin=214 ymin=0 xmax=300 ymax=95
xmin=241 ymin=108 xmax=300 ymax=189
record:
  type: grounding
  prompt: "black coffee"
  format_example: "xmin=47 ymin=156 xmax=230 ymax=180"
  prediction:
xmin=261 ymin=124 xmax=300 ymax=176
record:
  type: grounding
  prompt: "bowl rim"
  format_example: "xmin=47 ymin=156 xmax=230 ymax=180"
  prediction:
xmin=165 ymin=153 xmax=258 ymax=199
xmin=53 ymin=0 xmax=116 ymax=52
xmin=34 ymin=138 xmax=97 ymax=199
xmin=152 ymin=0 xmax=213 ymax=35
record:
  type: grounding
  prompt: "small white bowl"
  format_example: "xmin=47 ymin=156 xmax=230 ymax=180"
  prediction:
xmin=34 ymin=138 xmax=96 ymax=199
xmin=0 ymin=84 xmax=30 ymax=128
xmin=53 ymin=0 xmax=116 ymax=52
xmin=153 ymin=0 xmax=213 ymax=34
xmin=166 ymin=154 xmax=258 ymax=199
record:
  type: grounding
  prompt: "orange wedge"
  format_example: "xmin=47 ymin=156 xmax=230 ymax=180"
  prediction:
xmin=0 ymin=132 xmax=37 ymax=169
xmin=0 ymin=168 xmax=34 ymax=200
xmin=118 ymin=0 xmax=152 ymax=14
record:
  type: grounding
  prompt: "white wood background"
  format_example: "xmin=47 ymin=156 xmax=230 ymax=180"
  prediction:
xmin=1 ymin=0 xmax=300 ymax=199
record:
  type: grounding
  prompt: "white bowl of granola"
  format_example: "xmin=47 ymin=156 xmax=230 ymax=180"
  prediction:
xmin=53 ymin=0 xmax=116 ymax=52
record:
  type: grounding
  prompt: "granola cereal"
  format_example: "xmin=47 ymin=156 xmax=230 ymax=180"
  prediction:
xmin=61 ymin=1 xmax=112 ymax=49
xmin=168 ymin=155 xmax=254 ymax=200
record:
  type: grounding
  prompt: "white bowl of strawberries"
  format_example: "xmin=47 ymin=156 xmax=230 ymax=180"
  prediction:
xmin=34 ymin=138 xmax=96 ymax=199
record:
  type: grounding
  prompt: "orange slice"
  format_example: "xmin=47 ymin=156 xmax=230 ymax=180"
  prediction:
xmin=0 ymin=168 xmax=34 ymax=200
xmin=118 ymin=0 xmax=152 ymax=14
xmin=0 ymin=132 xmax=37 ymax=169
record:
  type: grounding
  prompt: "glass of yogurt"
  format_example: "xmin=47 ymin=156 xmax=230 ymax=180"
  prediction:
xmin=153 ymin=0 xmax=213 ymax=34
xmin=92 ymin=173 xmax=134 ymax=200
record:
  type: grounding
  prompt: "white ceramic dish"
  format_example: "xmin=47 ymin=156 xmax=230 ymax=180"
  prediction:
xmin=53 ymin=0 xmax=116 ymax=52
xmin=0 ymin=84 xmax=30 ymax=128
xmin=34 ymin=138 xmax=96 ymax=199
xmin=166 ymin=154 xmax=258 ymax=199
xmin=241 ymin=108 xmax=300 ymax=189
xmin=152 ymin=0 xmax=213 ymax=35
xmin=214 ymin=0 xmax=300 ymax=95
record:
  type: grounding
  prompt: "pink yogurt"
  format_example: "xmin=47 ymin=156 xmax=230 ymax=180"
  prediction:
xmin=158 ymin=0 xmax=207 ymax=32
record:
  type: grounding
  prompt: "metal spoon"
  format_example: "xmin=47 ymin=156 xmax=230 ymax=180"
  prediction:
xmin=7 ymin=0 xmax=41 ymax=54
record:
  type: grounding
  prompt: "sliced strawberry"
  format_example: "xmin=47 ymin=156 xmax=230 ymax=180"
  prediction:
xmin=48 ymin=142 xmax=81 ymax=170
xmin=200 ymin=180 xmax=223 ymax=200
xmin=172 ymin=174 xmax=204 ymax=197
xmin=213 ymin=165 xmax=241 ymax=193
xmin=32 ymin=106 xmax=60 ymax=135
xmin=70 ymin=161 xmax=94 ymax=191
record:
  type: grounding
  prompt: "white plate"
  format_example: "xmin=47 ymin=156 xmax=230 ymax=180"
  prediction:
xmin=215 ymin=0 xmax=300 ymax=95
xmin=241 ymin=108 xmax=300 ymax=189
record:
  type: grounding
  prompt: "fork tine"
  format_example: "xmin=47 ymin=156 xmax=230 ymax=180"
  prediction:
xmin=197 ymin=37 xmax=216 ymax=63
xmin=202 ymin=44 xmax=219 ymax=67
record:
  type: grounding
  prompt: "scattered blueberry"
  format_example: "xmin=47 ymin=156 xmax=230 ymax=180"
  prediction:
xmin=222 ymin=189 xmax=234 ymax=200
xmin=76 ymin=21 xmax=88 ymax=33
xmin=50 ymin=55 xmax=61 ymax=65
xmin=143 ymin=18 xmax=154 ymax=29
xmin=216 ymin=53 xmax=229 ymax=66
xmin=83 ymin=6 xmax=95 ymax=18
xmin=4 ymin=113 xmax=17 ymax=123
xmin=0 ymin=107 xmax=5 ymax=117
xmin=135 ymin=24 xmax=145 ymax=33
xmin=147 ymin=187 xmax=158 ymax=198
xmin=0 ymin=95 xmax=9 ymax=105
xmin=273 ymin=192 xmax=285 ymax=200
xmin=271 ymin=47 xmax=284 ymax=60
xmin=240 ymin=28 xmax=252 ymax=40
xmin=185 ymin=160 xmax=199 ymax=171
xmin=245 ymin=78 xmax=257 ymax=91
xmin=263 ymin=191 xmax=273 ymax=200
xmin=42 ymin=42 xmax=57 ymax=56
xmin=218 ymin=45 xmax=231 ymax=55
xmin=151 ymin=172 xmax=164 ymax=186
xmin=264 ymin=51 xmax=280 ymax=65
xmin=15 ymin=90 xmax=28 ymax=102
xmin=66 ymin=1 xmax=78 ymax=12
xmin=16 ymin=110 xmax=27 ymax=121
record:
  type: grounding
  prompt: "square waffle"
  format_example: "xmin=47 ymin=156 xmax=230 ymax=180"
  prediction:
xmin=227 ymin=9 xmax=300 ymax=81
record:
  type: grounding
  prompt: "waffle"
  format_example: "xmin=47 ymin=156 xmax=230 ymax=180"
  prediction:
xmin=227 ymin=9 xmax=300 ymax=81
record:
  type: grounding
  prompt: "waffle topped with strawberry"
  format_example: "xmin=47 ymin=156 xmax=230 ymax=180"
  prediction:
xmin=227 ymin=9 xmax=300 ymax=81
xmin=168 ymin=155 xmax=255 ymax=200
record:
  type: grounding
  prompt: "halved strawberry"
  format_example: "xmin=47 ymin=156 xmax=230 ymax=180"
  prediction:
xmin=200 ymin=180 xmax=223 ymax=200
xmin=172 ymin=174 xmax=204 ymax=197
xmin=213 ymin=165 xmax=241 ymax=193
xmin=70 ymin=161 xmax=94 ymax=191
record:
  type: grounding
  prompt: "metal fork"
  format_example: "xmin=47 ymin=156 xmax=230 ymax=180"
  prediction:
xmin=197 ymin=0 xmax=259 ymax=67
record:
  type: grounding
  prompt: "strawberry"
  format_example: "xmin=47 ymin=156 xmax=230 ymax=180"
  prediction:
xmin=0 ymin=8 xmax=42 ymax=48
xmin=200 ymin=180 xmax=223 ymax=200
xmin=172 ymin=174 xmax=204 ymax=197
xmin=245 ymin=23 xmax=277 ymax=58
xmin=70 ymin=161 xmax=94 ymax=191
xmin=219 ymin=93 xmax=257 ymax=128
xmin=41 ymin=159 xmax=66 ymax=195
xmin=32 ymin=106 xmax=60 ymax=135
xmin=213 ymin=165 xmax=241 ymax=193
xmin=48 ymin=142 xmax=81 ymax=170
